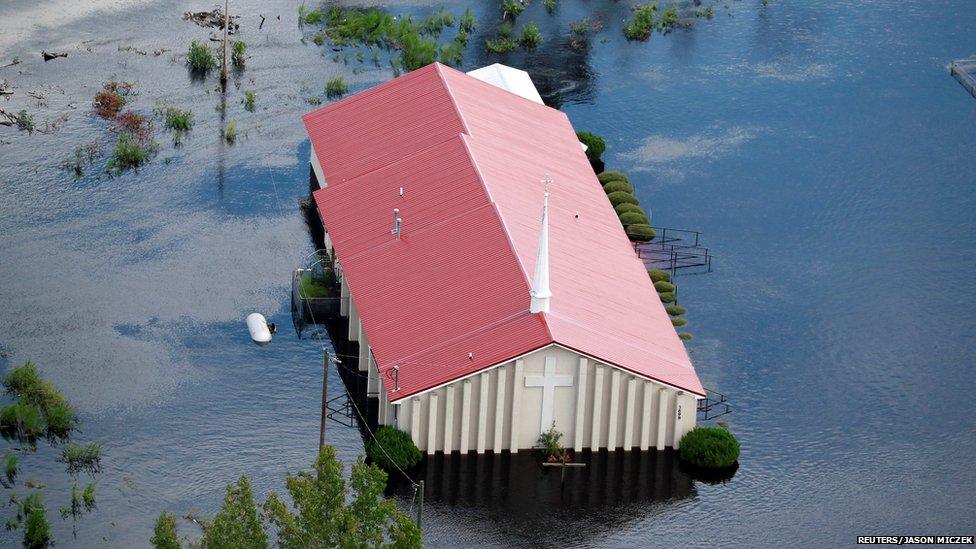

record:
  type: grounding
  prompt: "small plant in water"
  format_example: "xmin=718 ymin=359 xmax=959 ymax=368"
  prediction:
xmin=624 ymin=4 xmax=657 ymax=41
xmin=16 ymin=110 xmax=34 ymax=133
xmin=231 ymin=40 xmax=246 ymax=68
xmin=325 ymin=76 xmax=349 ymax=98
xmin=160 ymin=107 xmax=194 ymax=133
xmin=225 ymin=120 xmax=238 ymax=143
xmin=4 ymin=452 xmax=17 ymax=482
xmin=58 ymin=441 xmax=102 ymax=475
xmin=544 ymin=0 xmax=557 ymax=13
xmin=107 ymin=131 xmax=156 ymax=172
xmin=501 ymin=0 xmax=525 ymax=20
xmin=22 ymin=493 xmax=50 ymax=548
xmin=187 ymin=40 xmax=217 ymax=72
xmin=82 ymin=484 xmax=95 ymax=510
xmin=537 ymin=422 xmax=565 ymax=462
xmin=243 ymin=90 xmax=256 ymax=112
xmin=518 ymin=23 xmax=542 ymax=48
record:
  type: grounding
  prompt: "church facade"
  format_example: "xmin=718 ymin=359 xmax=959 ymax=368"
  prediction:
xmin=304 ymin=62 xmax=705 ymax=454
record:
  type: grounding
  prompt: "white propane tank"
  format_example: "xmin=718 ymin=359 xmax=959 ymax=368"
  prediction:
xmin=246 ymin=313 xmax=272 ymax=346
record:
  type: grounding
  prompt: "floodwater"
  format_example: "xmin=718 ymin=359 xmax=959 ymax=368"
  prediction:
xmin=0 ymin=0 xmax=974 ymax=546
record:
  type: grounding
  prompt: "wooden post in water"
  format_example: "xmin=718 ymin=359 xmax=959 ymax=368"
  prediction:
xmin=319 ymin=347 xmax=328 ymax=451
xmin=220 ymin=0 xmax=229 ymax=88
xmin=416 ymin=480 xmax=424 ymax=532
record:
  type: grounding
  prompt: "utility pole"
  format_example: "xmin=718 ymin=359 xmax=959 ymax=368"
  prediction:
xmin=416 ymin=480 xmax=424 ymax=532
xmin=220 ymin=0 xmax=229 ymax=89
xmin=319 ymin=347 xmax=329 ymax=451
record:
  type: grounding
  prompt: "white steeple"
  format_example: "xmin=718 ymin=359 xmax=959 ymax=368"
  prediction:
xmin=530 ymin=176 xmax=552 ymax=314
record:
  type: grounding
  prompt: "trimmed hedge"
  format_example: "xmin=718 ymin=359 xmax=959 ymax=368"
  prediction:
xmin=602 ymin=179 xmax=634 ymax=194
xmin=678 ymin=427 xmax=740 ymax=468
xmin=615 ymin=203 xmax=644 ymax=216
xmin=648 ymin=269 xmax=671 ymax=283
xmin=618 ymin=211 xmax=650 ymax=226
xmin=626 ymin=223 xmax=655 ymax=241
xmin=653 ymin=280 xmax=675 ymax=293
xmin=678 ymin=332 xmax=693 ymax=340
xmin=658 ymin=292 xmax=676 ymax=303
xmin=365 ymin=426 xmax=422 ymax=473
xmin=607 ymin=191 xmax=639 ymax=207
xmin=597 ymin=171 xmax=629 ymax=185
xmin=665 ymin=305 xmax=687 ymax=316
xmin=671 ymin=317 xmax=687 ymax=327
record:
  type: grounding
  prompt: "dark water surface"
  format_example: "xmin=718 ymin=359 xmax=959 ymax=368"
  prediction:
xmin=0 ymin=0 xmax=974 ymax=546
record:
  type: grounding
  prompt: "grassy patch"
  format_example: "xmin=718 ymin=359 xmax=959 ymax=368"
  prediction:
xmin=58 ymin=442 xmax=102 ymax=475
xmin=298 ymin=273 xmax=333 ymax=298
xmin=502 ymin=0 xmax=525 ymax=20
xmin=187 ymin=40 xmax=217 ymax=72
xmin=4 ymin=452 xmax=17 ymax=481
xmin=486 ymin=37 xmax=518 ymax=54
xmin=544 ymin=0 xmax=557 ymax=13
xmin=22 ymin=493 xmax=50 ymax=548
xmin=243 ymin=90 xmax=256 ymax=112
xmin=82 ymin=483 xmax=95 ymax=510
xmin=93 ymin=81 xmax=132 ymax=118
xmin=325 ymin=77 xmax=349 ymax=98
xmin=224 ymin=121 xmax=237 ymax=144
xmin=1 ymin=362 xmax=76 ymax=438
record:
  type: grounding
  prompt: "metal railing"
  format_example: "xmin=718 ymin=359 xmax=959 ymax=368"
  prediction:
xmin=697 ymin=388 xmax=732 ymax=421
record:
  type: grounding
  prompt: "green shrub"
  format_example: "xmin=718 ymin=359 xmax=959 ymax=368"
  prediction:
xmin=603 ymin=180 xmax=634 ymax=194
xmin=658 ymin=292 xmax=675 ymax=303
xmin=107 ymin=132 xmax=156 ymax=172
xmin=518 ymin=23 xmax=542 ymax=48
xmin=619 ymin=211 xmax=649 ymax=226
xmin=679 ymin=427 xmax=739 ymax=468
xmin=665 ymin=305 xmax=686 ymax=316
xmin=660 ymin=6 xmax=679 ymax=30
xmin=597 ymin=171 xmax=630 ymax=185
xmin=187 ymin=40 xmax=217 ymax=72
xmin=16 ymin=110 xmax=35 ymax=133
xmin=366 ymin=426 xmax=422 ymax=472
xmin=45 ymin=402 xmax=74 ymax=436
xmin=304 ymin=9 xmax=324 ymax=25
xmin=243 ymin=91 xmax=256 ymax=112
xmin=486 ymin=37 xmax=518 ymax=53
xmin=654 ymin=280 xmax=675 ymax=293
xmin=498 ymin=21 xmax=513 ymax=38
xmin=162 ymin=107 xmax=194 ymax=133
xmin=398 ymin=32 xmax=438 ymax=70
xmin=502 ymin=0 xmax=525 ymax=20
xmin=0 ymin=400 xmax=45 ymax=438
xmin=624 ymin=4 xmax=656 ymax=41
xmin=577 ymin=131 xmax=606 ymax=164
xmin=325 ymin=77 xmax=349 ymax=98
xmin=231 ymin=41 xmax=246 ymax=68
xmin=23 ymin=495 xmax=50 ymax=549
xmin=671 ymin=317 xmax=687 ymax=327
xmin=82 ymin=483 xmax=95 ymax=510
xmin=648 ymin=269 xmax=671 ymax=283
xmin=152 ymin=512 xmax=180 ymax=549
xmin=3 ymin=362 xmax=42 ymax=395
xmin=440 ymin=42 xmax=463 ymax=65
xmin=544 ymin=0 xmax=557 ymax=13
xmin=626 ymin=223 xmax=656 ymax=242
xmin=615 ymin=203 xmax=644 ymax=216
xmin=607 ymin=191 xmax=639 ymax=207
xmin=460 ymin=7 xmax=476 ymax=33
xmin=678 ymin=332 xmax=693 ymax=341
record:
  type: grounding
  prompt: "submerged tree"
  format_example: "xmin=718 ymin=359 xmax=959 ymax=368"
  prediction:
xmin=153 ymin=446 xmax=420 ymax=548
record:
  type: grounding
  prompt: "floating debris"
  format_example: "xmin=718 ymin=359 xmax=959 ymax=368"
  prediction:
xmin=41 ymin=51 xmax=67 ymax=61
xmin=183 ymin=8 xmax=239 ymax=33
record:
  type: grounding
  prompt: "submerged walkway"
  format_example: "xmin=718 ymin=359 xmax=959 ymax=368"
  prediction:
xmin=950 ymin=57 xmax=976 ymax=99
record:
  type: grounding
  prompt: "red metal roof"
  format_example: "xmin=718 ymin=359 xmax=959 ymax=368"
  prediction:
xmin=303 ymin=63 xmax=704 ymax=401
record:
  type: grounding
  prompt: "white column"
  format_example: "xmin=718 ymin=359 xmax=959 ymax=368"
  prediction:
xmin=510 ymin=359 xmax=524 ymax=451
xmin=411 ymin=398 xmax=422 ymax=451
xmin=347 ymin=298 xmax=359 ymax=342
xmin=672 ymin=392 xmax=694 ymax=449
xmin=460 ymin=380 xmax=472 ymax=453
xmin=655 ymin=388 xmax=668 ymax=451
xmin=427 ymin=392 xmax=438 ymax=455
xmin=339 ymin=276 xmax=349 ymax=316
xmin=607 ymin=370 xmax=620 ymax=450
xmin=624 ymin=378 xmax=637 ymax=450
xmin=477 ymin=373 xmax=489 ymax=454
xmin=444 ymin=385 xmax=456 ymax=454
xmin=378 ymin=380 xmax=387 ymax=424
xmin=591 ymin=365 xmax=604 ymax=449
xmin=493 ymin=367 xmax=507 ymax=452
xmin=573 ymin=357 xmax=588 ymax=452
xmin=639 ymin=382 xmax=653 ymax=451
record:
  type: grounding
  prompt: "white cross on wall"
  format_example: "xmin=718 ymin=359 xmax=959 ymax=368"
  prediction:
xmin=524 ymin=357 xmax=574 ymax=433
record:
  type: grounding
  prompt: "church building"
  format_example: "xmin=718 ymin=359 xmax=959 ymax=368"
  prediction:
xmin=302 ymin=62 xmax=704 ymax=454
